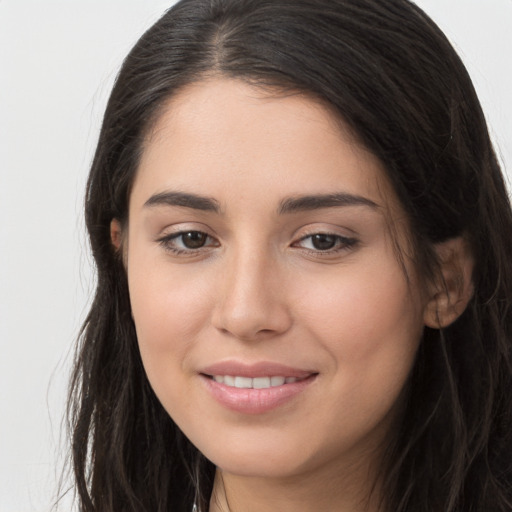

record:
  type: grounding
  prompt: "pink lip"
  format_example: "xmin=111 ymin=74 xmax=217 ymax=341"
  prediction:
xmin=199 ymin=361 xmax=317 ymax=414
xmin=200 ymin=361 xmax=314 ymax=379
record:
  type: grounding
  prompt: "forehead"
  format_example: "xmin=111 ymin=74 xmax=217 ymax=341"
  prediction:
xmin=132 ymin=78 xmax=398 ymax=215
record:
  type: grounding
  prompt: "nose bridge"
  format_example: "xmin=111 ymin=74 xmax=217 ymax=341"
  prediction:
xmin=213 ymin=239 xmax=291 ymax=339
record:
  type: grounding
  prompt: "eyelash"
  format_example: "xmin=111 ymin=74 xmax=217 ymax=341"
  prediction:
xmin=157 ymin=231 xmax=219 ymax=255
xmin=293 ymin=232 xmax=358 ymax=255
xmin=157 ymin=230 xmax=359 ymax=257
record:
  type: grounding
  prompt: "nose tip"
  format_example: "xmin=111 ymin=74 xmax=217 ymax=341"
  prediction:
xmin=214 ymin=304 xmax=290 ymax=341
xmin=216 ymin=320 xmax=286 ymax=342
xmin=212 ymin=258 xmax=292 ymax=341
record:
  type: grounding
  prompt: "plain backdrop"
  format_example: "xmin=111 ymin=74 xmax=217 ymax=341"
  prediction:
xmin=0 ymin=1 xmax=510 ymax=510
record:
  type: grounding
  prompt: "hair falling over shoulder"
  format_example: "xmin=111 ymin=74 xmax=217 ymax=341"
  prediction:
xmin=66 ymin=0 xmax=512 ymax=510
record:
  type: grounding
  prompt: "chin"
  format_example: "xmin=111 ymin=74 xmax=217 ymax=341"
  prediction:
xmin=212 ymin=453 xmax=312 ymax=480
xmin=191 ymin=432 xmax=308 ymax=478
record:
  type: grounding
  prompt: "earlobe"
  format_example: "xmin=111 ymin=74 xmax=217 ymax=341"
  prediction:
xmin=423 ymin=236 xmax=474 ymax=329
xmin=110 ymin=218 xmax=123 ymax=251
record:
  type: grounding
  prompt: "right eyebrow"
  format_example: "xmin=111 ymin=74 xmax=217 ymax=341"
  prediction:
xmin=143 ymin=191 xmax=221 ymax=213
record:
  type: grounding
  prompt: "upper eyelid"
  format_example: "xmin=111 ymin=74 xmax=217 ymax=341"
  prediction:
xmin=296 ymin=229 xmax=353 ymax=239
xmin=293 ymin=233 xmax=358 ymax=246
xmin=292 ymin=223 xmax=359 ymax=240
xmin=156 ymin=223 xmax=215 ymax=237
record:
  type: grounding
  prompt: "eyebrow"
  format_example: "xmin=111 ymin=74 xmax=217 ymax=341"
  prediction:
xmin=278 ymin=193 xmax=379 ymax=214
xmin=143 ymin=190 xmax=379 ymax=215
xmin=144 ymin=191 xmax=221 ymax=212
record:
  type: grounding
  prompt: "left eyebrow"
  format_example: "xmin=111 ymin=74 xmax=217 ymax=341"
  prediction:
xmin=278 ymin=193 xmax=379 ymax=214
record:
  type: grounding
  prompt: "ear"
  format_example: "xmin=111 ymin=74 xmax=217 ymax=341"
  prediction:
xmin=110 ymin=218 xmax=123 ymax=251
xmin=423 ymin=236 xmax=474 ymax=329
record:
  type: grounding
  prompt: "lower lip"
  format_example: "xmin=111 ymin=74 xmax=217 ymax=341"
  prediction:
xmin=201 ymin=374 xmax=316 ymax=414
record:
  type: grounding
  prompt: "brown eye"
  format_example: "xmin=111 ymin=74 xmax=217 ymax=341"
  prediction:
xmin=311 ymin=234 xmax=337 ymax=251
xmin=293 ymin=232 xmax=358 ymax=254
xmin=180 ymin=231 xmax=208 ymax=249
xmin=157 ymin=230 xmax=218 ymax=255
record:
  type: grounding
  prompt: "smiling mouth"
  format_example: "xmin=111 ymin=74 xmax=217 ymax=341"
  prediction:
xmin=201 ymin=370 xmax=318 ymax=414
xmin=206 ymin=375 xmax=310 ymax=389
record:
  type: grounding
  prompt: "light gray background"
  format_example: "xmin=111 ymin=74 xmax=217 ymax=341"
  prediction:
xmin=0 ymin=1 xmax=510 ymax=510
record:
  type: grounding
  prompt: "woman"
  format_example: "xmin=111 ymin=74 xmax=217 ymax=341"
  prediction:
xmin=68 ymin=0 xmax=512 ymax=510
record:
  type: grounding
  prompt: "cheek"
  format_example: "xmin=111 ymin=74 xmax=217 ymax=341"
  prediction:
xmin=127 ymin=260 xmax=217 ymax=423
xmin=127 ymin=250 xmax=214 ymax=369
xmin=294 ymin=266 xmax=424 ymax=449
xmin=297 ymin=259 xmax=424 ymax=372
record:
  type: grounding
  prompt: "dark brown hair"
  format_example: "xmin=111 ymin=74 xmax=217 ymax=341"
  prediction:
xmin=68 ymin=1 xmax=512 ymax=510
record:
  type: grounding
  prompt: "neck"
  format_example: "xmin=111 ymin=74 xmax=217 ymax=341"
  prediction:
xmin=208 ymin=457 xmax=385 ymax=512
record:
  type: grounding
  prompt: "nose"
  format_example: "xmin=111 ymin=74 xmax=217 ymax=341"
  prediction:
xmin=211 ymin=247 xmax=293 ymax=341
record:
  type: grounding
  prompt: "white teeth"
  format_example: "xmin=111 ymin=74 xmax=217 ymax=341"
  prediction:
xmin=224 ymin=375 xmax=235 ymax=386
xmin=212 ymin=375 xmax=298 ymax=389
xmin=234 ymin=376 xmax=252 ymax=388
xmin=253 ymin=377 xmax=271 ymax=389
xmin=270 ymin=376 xmax=286 ymax=386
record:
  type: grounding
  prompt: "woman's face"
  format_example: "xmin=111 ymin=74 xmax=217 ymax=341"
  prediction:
xmin=125 ymin=78 xmax=429 ymax=480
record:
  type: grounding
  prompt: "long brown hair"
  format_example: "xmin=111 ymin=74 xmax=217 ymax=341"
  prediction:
xmin=68 ymin=1 xmax=512 ymax=510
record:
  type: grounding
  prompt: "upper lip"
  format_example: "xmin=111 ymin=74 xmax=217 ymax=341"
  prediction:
xmin=200 ymin=361 xmax=316 ymax=379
